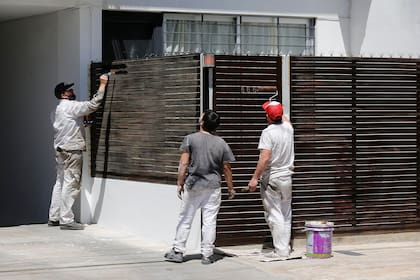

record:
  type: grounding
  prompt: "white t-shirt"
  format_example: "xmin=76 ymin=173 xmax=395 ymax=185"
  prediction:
xmin=258 ymin=121 xmax=294 ymax=179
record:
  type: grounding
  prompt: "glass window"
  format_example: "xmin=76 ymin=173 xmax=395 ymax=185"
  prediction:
xmin=240 ymin=17 xmax=278 ymax=55
xmin=163 ymin=13 xmax=314 ymax=56
xmin=202 ymin=16 xmax=237 ymax=54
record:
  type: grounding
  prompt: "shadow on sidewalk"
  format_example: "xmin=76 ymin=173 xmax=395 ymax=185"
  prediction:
xmin=183 ymin=248 xmax=237 ymax=263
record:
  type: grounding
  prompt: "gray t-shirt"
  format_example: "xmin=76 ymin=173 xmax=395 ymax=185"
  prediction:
xmin=180 ymin=131 xmax=235 ymax=189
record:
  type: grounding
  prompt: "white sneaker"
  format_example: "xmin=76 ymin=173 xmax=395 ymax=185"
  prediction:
xmin=260 ymin=251 xmax=289 ymax=262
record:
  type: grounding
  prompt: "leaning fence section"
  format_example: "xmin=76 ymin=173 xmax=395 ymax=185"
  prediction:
xmin=290 ymin=56 xmax=420 ymax=234
xmin=90 ymin=55 xmax=201 ymax=183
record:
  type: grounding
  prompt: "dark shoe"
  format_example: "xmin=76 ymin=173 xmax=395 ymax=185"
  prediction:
xmin=201 ymin=255 xmax=215 ymax=265
xmin=47 ymin=220 xmax=60 ymax=227
xmin=164 ymin=248 xmax=183 ymax=263
xmin=60 ymin=222 xmax=84 ymax=230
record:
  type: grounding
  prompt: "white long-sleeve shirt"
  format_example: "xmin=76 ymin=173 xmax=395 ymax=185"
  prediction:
xmin=53 ymin=91 xmax=104 ymax=151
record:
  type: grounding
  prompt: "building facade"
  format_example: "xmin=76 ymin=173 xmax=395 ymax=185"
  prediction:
xmin=1 ymin=0 xmax=420 ymax=247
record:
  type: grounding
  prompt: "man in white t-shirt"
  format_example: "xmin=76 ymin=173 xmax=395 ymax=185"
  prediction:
xmin=248 ymin=100 xmax=294 ymax=258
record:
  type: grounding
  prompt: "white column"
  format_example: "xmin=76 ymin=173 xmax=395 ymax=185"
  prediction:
xmin=79 ymin=5 xmax=103 ymax=224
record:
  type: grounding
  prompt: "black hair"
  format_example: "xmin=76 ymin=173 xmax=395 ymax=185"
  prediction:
xmin=202 ymin=110 xmax=220 ymax=134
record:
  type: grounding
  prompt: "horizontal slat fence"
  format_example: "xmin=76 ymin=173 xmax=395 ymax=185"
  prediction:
xmin=290 ymin=56 xmax=420 ymax=234
xmin=90 ymin=55 xmax=201 ymax=183
xmin=214 ymin=55 xmax=282 ymax=246
xmin=89 ymin=54 xmax=420 ymax=247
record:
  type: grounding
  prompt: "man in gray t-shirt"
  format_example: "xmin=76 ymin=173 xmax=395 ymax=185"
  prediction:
xmin=181 ymin=131 xmax=234 ymax=190
xmin=164 ymin=110 xmax=235 ymax=265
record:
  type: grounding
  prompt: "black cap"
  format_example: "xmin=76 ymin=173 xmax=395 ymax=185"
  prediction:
xmin=54 ymin=82 xmax=74 ymax=99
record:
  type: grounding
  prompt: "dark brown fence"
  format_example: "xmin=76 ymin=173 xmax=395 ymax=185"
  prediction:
xmin=89 ymin=55 xmax=420 ymax=247
xmin=90 ymin=55 xmax=201 ymax=183
xmin=290 ymin=56 xmax=420 ymax=233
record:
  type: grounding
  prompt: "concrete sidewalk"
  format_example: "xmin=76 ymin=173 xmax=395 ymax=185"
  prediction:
xmin=0 ymin=224 xmax=419 ymax=280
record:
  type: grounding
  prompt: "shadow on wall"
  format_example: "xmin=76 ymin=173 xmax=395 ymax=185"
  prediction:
xmin=347 ymin=0 xmax=372 ymax=55
xmin=90 ymin=77 xmax=116 ymax=223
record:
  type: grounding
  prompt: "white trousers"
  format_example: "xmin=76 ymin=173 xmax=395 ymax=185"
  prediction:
xmin=49 ymin=150 xmax=83 ymax=225
xmin=173 ymin=187 xmax=221 ymax=258
xmin=260 ymin=176 xmax=292 ymax=256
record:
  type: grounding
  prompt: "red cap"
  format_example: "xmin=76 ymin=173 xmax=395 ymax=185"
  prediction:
xmin=262 ymin=101 xmax=283 ymax=121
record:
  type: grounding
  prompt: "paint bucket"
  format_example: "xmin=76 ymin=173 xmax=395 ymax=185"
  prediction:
xmin=304 ymin=220 xmax=334 ymax=258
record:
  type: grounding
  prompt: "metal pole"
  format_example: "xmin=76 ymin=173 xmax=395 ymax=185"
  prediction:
xmin=281 ymin=55 xmax=291 ymax=118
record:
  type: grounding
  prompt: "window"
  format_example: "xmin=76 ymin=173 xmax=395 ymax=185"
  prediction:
xmin=202 ymin=15 xmax=237 ymax=54
xmin=102 ymin=11 xmax=163 ymax=61
xmin=102 ymin=11 xmax=315 ymax=60
xmin=163 ymin=14 xmax=314 ymax=56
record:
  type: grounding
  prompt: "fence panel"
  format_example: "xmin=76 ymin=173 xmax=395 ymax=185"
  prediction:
xmin=290 ymin=56 xmax=420 ymax=234
xmin=90 ymin=55 xmax=201 ymax=183
xmin=214 ymin=55 xmax=282 ymax=246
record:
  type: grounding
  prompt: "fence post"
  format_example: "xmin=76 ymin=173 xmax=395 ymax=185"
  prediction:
xmin=281 ymin=55 xmax=291 ymax=118
xmin=200 ymin=53 xmax=215 ymax=112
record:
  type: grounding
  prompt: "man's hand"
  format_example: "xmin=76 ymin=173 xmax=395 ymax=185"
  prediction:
xmin=228 ymin=188 xmax=236 ymax=199
xmin=98 ymin=74 xmax=109 ymax=92
xmin=248 ymin=178 xmax=259 ymax=192
xmin=100 ymin=74 xmax=109 ymax=84
xmin=177 ymin=185 xmax=184 ymax=200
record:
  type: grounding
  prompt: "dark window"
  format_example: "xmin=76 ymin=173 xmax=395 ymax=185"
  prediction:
xmin=102 ymin=11 xmax=163 ymax=61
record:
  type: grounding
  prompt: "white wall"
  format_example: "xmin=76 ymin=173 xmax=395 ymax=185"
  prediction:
xmin=351 ymin=0 xmax=420 ymax=57
xmin=83 ymin=178 xmax=201 ymax=250
xmin=0 ymin=6 xmax=100 ymax=225
xmin=0 ymin=12 xmax=62 ymax=225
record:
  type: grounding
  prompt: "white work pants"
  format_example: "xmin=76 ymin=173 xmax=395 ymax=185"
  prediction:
xmin=173 ymin=187 xmax=221 ymax=258
xmin=261 ymin=177 xmax=292 ymax=256
xmin=49 ymin=150 xmax=83 ymax=225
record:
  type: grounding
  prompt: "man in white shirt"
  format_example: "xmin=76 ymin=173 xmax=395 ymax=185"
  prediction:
xmin=248 ymin=100 xmax=295 ymax=258
xmin=48 ymin=74 xmax=108 ymax=230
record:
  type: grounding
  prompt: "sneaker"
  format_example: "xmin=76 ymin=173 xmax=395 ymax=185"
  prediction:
xmin=260 ymin=251 xmax=289 ymax=262
xmin=60 ymin=222 xmax=84 ymax=230
xmin=164 ymin=248 xmax=183 ymax=263
xmin=201 ymin=255 xmax=215 ymax=265
xmin=47 ymin=220 xmax=59 ymax=227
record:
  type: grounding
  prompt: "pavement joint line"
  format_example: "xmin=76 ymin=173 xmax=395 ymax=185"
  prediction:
xmin=0 ymin=259 xmax=168 ymax=274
